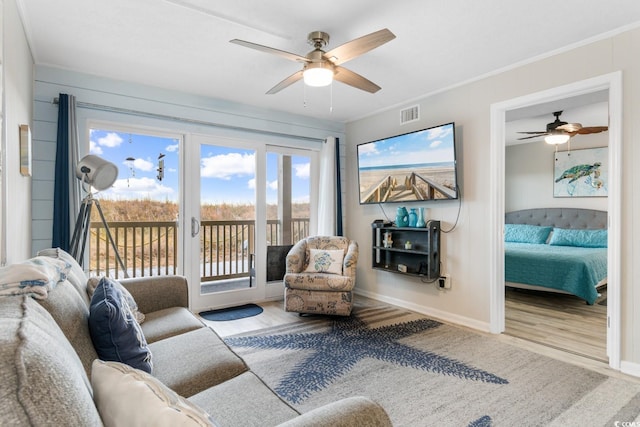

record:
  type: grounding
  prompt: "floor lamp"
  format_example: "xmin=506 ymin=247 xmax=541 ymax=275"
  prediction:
xmin=69 ymin=155 xmax=128 ymax=277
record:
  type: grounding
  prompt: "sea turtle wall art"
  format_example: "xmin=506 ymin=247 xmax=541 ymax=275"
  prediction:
xmin=553 ymin=147 xmax=608 ymax=197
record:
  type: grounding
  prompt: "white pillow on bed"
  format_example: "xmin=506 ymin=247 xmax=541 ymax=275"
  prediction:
xmin=504 ymin=224 xmax=553 ymax=244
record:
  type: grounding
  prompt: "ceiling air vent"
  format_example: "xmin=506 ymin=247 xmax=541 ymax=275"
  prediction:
xmin=400 ymin=105 xmax=420 ymax=125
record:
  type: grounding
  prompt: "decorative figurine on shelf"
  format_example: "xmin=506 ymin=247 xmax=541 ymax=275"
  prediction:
xmin=416 ymin=207 xmax=426 ymax=228
xmin=396 ymin=206 xmax=409 ymax=227
xmin=405 ymin=240 xmax=412 ymax=250
xmin=383 ymin=231 xmax=393 ymax=248
xmin=408 ymin=208 xmax=418 ymax=227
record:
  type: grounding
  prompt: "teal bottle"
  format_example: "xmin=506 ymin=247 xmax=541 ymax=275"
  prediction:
xmin=408 ymin=208 xmax=418 ymax=227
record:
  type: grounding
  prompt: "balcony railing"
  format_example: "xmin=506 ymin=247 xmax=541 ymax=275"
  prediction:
xmin=89 ymin=218 xmax=309 ymax=280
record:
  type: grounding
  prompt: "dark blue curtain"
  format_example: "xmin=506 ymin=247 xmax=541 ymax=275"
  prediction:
xmin=52 ymin=94 xmax=71 ymax=250
xmin=335 ymin=138 xmax=343 ymax=236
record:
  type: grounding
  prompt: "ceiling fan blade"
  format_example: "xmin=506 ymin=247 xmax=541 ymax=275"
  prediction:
xmin=266 ymin=70 xmax=304 ymax=94
xmin=324 ymin=28 xmax=396 ymax=65
xmin=333 ymin=66 xmax=381 ymax=93
xmin=556 ymin=123 xmax=582 ymax=133
xmin=230 ymin=39 xmax=309 ymax=63
xmin=576 ymin=126 xmax=608 ymax=135
xmin=517 ymin=131 xmax=547 ymax=135
xmin=517 ymin=133 xmax=549 ymax=140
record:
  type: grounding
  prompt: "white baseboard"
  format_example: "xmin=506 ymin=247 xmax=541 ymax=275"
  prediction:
xmin=355 ymin=290 xmax=491 ymax=333
xmin=265 ymin=281 xmax=285 ymax=299
xmin=620 ymin=361 xmax=640 ymax=378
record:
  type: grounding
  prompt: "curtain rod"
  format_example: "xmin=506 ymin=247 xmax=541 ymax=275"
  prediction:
xmin=52 ymin=97 xmax=326 ymax=143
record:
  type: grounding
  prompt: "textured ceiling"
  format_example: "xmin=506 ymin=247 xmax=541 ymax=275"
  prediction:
xmin=17 ymin=0 xmax=640 ymax=125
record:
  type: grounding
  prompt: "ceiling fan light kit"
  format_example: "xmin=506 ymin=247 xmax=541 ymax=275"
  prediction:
xmin=545 ymin=131 xmax=570 ymax=145
xmin=230 ymin=28 xmax=396 ymax=94
xmin=303 ymin=62 xmax=334 ymax=87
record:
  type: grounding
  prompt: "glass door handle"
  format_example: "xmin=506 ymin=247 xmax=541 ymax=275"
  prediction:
xmin=191 ymin=217 xmax=200 ymax=237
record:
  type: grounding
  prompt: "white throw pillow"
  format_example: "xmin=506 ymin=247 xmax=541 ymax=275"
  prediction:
xmin=304 ymin=249 xmax=344 ymax=275
xmin=91 ymin=360 xmax=216 ymax=427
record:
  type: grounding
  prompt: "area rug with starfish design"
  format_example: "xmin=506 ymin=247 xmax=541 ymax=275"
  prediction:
xmin=224 ymin=302 xmax=640 ymax=426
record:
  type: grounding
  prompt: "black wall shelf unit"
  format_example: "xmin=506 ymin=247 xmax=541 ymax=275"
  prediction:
xmin=371 ymin=220 xmax=440 ymax=280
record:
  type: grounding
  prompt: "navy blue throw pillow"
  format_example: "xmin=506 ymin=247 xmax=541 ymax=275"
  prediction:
xmin=89 ymin=277 xmax=153 ymax=373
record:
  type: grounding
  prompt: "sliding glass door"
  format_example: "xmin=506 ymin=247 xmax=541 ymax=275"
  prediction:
xmin=186 ymin=134 xmax=261 ymax=311
xmin=84 ymin=124 xmax=182 ymax=280
xmin=185 ymin=135 xmax=319 ymax=311
xmin=262 ymin=146 xmax=316 ymax=298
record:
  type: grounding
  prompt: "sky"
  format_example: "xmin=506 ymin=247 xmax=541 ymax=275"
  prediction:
xmin=88 ymin=129 xmax=310 ymax=205
xmin=357 ymin=122 xmax=456 ymax=169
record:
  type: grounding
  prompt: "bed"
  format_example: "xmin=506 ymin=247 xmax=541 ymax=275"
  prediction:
xmin=504 ymin=208 xmax=608 ymax=305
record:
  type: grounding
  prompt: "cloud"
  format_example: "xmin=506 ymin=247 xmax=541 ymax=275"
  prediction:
xmin=248 ymin=178 xmax=278 ymax=190
xmin=294 ymin=162 xmax=310 ymax=179
xmin=430 ymin=140 xmax=443 ymax=148
xmin=89 ymin=140 xmax=103 ymax=155
xmin=166 ymin=143 xmax=179 ymax=152
xmin=95 ymin=132 xmax=124 ymax=148
xmin=90 ymin=132 xmax=123 ymax=155
xmin=427 ymin=126 xmax=452 ymax=140
xmin=101 ymin=177 xmax=174 ymax=200
xmin=201 ymin=152 xmax=255 ymax=179
xmin=122 ymin=157 xmax=155 ymax=172
xmin=133 ymin=158 xmax=155 ymax=172
xmin=358 ymin=142 xmax=378 ymax=155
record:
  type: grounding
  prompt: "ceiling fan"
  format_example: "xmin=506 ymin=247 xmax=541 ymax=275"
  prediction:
xmin=517 ymin=110 xmax=608 ymax=144
xmin=230 ymin=28 xmax=395 ymax=94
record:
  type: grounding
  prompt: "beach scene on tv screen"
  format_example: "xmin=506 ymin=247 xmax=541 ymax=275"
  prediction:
xmin=358 ymin=123 xmax=457 ymax=203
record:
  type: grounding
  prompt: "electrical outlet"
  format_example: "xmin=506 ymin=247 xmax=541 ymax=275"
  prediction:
xmin=438 ymin=274 xmax=452 ymax=290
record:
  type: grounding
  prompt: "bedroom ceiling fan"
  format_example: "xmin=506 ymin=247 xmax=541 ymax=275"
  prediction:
xmin=230 ymin=28 xmax=395 ymax=94
xmin=517 ymin=111 xmax=608 ymax=144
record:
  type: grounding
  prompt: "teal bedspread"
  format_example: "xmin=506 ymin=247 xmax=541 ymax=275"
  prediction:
xmin=505 ymin=242 xmax=607 ymax=304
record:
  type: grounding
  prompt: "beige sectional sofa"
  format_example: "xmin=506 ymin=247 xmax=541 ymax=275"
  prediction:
xmin=0 ymin=250 xmax=392 ymax=426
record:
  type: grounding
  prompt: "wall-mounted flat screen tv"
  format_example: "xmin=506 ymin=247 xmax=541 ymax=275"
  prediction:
xmin=357 ymin=122 xmax=458 ymax=204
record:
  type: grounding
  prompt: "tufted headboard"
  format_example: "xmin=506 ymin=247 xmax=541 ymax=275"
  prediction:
xmin=505 ymin=208 xmax=607 ymax=230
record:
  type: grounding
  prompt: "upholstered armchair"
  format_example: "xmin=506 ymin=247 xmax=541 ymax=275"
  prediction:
xmin=284 ymin=236 xmax=358 ymax=316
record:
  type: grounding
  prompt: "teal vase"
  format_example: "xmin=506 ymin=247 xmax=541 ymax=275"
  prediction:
xmin=416 ymin=207 xmax=426 ymax=228
xmin=395 ymin=207 xmax=409 ymax=227
xmin=408 ymin=208 xmax=418 ymax=227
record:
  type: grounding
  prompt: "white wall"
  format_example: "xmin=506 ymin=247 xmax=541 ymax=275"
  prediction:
xmin=346 ymin=28 xmax=640 ymax=366
xmin=31 ymin=66 xmax=345 ymax=254
xmin=505 ymin=133 xmax=608 ymax=212
xmin=2 ymin=0 xmax=33 ymax=263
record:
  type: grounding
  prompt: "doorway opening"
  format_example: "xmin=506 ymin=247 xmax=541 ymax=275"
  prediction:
xmin=489 ymin=72 xmax=622 ymax=370
xmin=503 ymin=98 xmax=609 ymax=362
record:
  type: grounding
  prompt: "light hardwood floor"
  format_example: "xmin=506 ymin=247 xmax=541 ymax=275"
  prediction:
xmin=504 ymin=286 xmax=607 ymax=362
xmin=201 ymin=299 xmax=301 ymax=338
xmin=200 ymin=294 xmax=639 ymax=384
